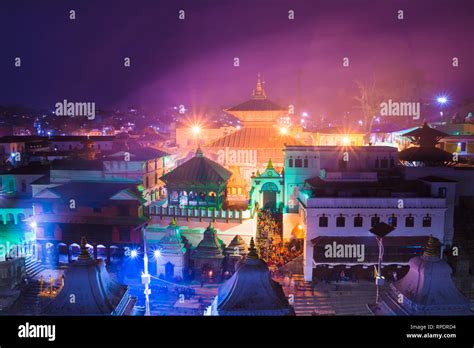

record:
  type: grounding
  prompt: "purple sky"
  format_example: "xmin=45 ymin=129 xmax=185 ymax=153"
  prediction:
xmin=1 ymin=0 xmax=473 ymax=118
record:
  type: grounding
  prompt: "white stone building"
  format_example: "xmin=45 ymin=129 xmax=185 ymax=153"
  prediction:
xmin=298 ymin=174 xmax=454 ymax=281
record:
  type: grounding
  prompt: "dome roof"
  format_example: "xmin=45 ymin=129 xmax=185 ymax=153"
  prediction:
xmin=212 ymin=238 xmax=295 ymax=315
xmin=389 ymin=236 xmax=471 ymax=315
xmin=42 ymin=238 xmax=133 ymax=315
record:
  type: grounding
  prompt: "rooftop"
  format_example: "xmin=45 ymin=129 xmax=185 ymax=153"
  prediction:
xmin=160 ymin=148 xmax=232 ymax=187
xmin=35 ymin=181 xmax=143 ymax=203
xmin=210 ymin=238 xmax=295 ymax=316
xmin=304 ymin=176 xmax=436 ymax=198
xmin=0 ymin=163 xmax=49 ymax=175
xmin=105 ymin=147 xmax=170 ymax=161
xmin=42 ymin=238 xmax=134 ymax=315
xmin=206 ymin=127 xmax=302 ymax=149
xmin=50 ymin=158 xmax=104 ymax=170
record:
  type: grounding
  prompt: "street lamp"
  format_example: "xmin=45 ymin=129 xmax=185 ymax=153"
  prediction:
xmin=279 ymin=126 xmax=289 ymax=135
xmin=191 ymin=125 xmax=201 ymax=136
xmin=436 ymin=95 xmax=448 ymax=122
xmin=369 ymin=222 xmax=395 ymax=305
xmin=436 ymin=96 xmax=448 ymax=105
xmin=141 ymin=224 xmax=151 ymax=316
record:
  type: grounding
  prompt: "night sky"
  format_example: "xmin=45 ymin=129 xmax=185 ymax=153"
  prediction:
xmin=1 ymin=0 xmax=473 ymax=117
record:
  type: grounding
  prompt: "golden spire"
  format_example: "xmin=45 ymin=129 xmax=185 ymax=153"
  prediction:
xmin=170 ymin=217 xmax=177 ymax=226
xmin=252 ymin=73 xmax=266 ymax=100
xmin=423 ymin=235 xmax=440 ymax=257
xmin=195 ymin=145 xmax=203 ymax=157
xmin=247 ymin=237 xmax=258 ymax=259
xmin=266 ymin=158 xmax=274 ymax=170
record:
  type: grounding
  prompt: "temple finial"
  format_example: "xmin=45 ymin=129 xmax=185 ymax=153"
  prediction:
xmin=252 ymin=73 xmax=266 ymax=100
xmin=247 ymin=237 xmax=258 ymax=259
xmin=78 ymin=236 xmax=92 ymax=260
xmin=266 ymin=158 xmax=274 ymax=170
xmin=170 ymin=217 xmax=177 ymax=226
xmin=195 ymin=145 xmax=203 ymax=157
xmin=423 ymin=235 xmax=440 ymax=257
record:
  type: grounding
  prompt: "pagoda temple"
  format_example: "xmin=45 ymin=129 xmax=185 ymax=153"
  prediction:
xmin=160 ymin=147 xmax=232 ymax=210
xmin=373 ymin=236 xmax=472 ymax=315
xmin=205 ymin=74 xmax=301 ymax=180
xmin=191 ymin=223 xmax=225 ymax=277
xmin=155 ymin=218 xmax=189 ymax=279
xmin=399 ymin=121 xmax=457 ymax=166
xmin=224 ymin=234 xmax=248 ymax=272
xmin=205 ymin=238 xmax=295 ymax=316
xmin=42 ymin=237 xmax=135 ymax=315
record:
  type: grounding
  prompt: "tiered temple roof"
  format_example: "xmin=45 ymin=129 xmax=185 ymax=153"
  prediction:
xmin=207 ymin=238 xmax=295 ymax=316
xmin=224 ymin=235 xmax=248 ymax=257
xmin=206 ymin=127 xmax=301 ymax=149
xmin=192 ymin=223 xmax=225 ymax=259
xmin=158 ymin=218 xmax=187 ymax=256
xmin=42 ymin=237 xmax=135 ymax=315
xmin=225 ymin=73 xmax=286 ymax=113
xmin=400 ymin=121 xmax=455 ymax=166
xmin=160 ymin=147 xmax=232 ymax=188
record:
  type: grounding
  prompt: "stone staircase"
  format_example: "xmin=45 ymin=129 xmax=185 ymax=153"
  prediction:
xmin=281 ymin=274 xmax=377 ymax=316
xmin=25 ymin=256 xmax=46 ymax=279
xmin=6 ymin=280 xmax=42 ymax=315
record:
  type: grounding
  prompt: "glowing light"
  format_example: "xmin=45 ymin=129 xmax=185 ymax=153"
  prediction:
xmin=191 ymin=125 xmax=201 ymax=136
xmin=302 ymin=112 xmax=308 ymax=117
xmin=130 ymin=249 xmax=138 ymax=258
xmin=297 ymin=224 xmax=303 ymax=230
xmin=437 ymin=96 xmax=448 ymax=104
xmin=358 ymin=120 xmax=363 ymax=125
xmin=154 ymin=250 xmax=161 ymax=258
xmin=279 ymin=127 xmax=289 ymax=135
xmin=30 ymin=221 xmax=37 ymax=229
xmin=342 ymin=136 xmax=350 ymax=145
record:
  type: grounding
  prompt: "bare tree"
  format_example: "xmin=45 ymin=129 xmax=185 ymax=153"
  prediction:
xmin=353 ymin=78 xmax=383 ymax=143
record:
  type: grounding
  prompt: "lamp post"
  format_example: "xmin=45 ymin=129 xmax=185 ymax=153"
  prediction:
xmin=436 ymin=95 xmax=448 ymax=122
xmin=191 ymin=124 xmax=202 ymax=147
xmin=369 ymin=222 xmax=395 ymax=305
xmin=140 ymin=224 xmax=151 ymax=316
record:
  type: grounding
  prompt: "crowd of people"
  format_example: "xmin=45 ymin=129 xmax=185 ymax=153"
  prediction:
xmin=256 ymin=209 xmax=302 ymax=269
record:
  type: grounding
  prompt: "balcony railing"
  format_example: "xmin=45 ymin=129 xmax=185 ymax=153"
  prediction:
xmin=144 ymin=205 xmax=252 ymax=223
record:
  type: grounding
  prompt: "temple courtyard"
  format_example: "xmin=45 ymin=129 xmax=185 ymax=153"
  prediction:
xmin=122 ymin=271 xmax=388 ymax=316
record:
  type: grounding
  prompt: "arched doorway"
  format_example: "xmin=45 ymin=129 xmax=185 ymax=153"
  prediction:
xmin=261 ymin=182 xmax=278 ymax=211
xmin=165 ymin=261 xmax=174 ymax=279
